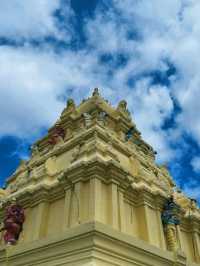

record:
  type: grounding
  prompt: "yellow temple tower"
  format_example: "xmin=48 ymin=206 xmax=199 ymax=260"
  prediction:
xmin=0 ymin=88 xmax=200 ymax=266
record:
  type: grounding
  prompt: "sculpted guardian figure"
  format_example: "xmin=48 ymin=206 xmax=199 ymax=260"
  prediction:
xmin=161 ymin=196 xmax=181 ymax=251
xmin=2 ymin=201 xmax=25 ymax=245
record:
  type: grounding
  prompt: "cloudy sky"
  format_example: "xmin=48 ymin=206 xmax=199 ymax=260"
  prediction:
xmin=0 ymin=0 xmax=200 ymax=202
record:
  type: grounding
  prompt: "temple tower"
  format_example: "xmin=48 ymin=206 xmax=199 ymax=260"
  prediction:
xmin=0 ymin=89 xmax=200 ymax=266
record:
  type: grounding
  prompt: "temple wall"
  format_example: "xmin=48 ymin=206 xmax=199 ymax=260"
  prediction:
xmin=145 ymin=206 xmax=161 ymax=247
xmin=102 ymin=182 xmax=109 ymax=224
xmin=47 ymin=198 xmax=64 ymax=236
xmin=80 ymin=181 xmax=90 ymax=222
xmin=0 ymin=227 xmax=3 ymax=245
xmin=0 ymin=178 xmax=200 ymax=264
xmin=19 ymin=205 xmax=38 ymax=242
xmin=181 ymin=230 xmax=195 ymax=261
xmin=124 ymin=201 xmax=138 ymax=238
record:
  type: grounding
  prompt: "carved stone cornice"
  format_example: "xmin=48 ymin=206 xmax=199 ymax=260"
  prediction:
xmin=0 ymin=181 xmax=65 ymax=210
xmin=6 ymin=124 xmax=173 ymax=198
xmin=180 ymin=216 xmax=200 ymax=234
xmin=58 ymin=156 xmax=133 ymax=189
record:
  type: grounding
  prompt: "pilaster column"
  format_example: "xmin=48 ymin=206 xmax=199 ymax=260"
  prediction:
xmin=73 ymin=182 xmax=82 ymax=225
xmin=176 ymin=225 xmax=184 ymax=250
xmin=0 ymin=229 xmax=3 ymax=245
xmin=32 ymin=202 xmax=49 ymax=240
xmin=67 ymin=182 xmax=83 ymax=227
xmin=190 ymin=220 xmax=200 ymax=263
xmin=142 ymin=204 xmax=154 ymax=243
xmin=108 ymin=183 xmax=119 ymax=230
xmin=155 ymin=196 xmax=167 ymax=249
xmin=118 ymin=188 xmax=126 ymax=232
xmin=62 ymin=187 xmax=72 ymax=230
xmin=156 ymin=209 xmax=166 ymax=249
xmin=193 ymin=232 xmax=200 ymax=263
xmin=89 ymin=178 xmax=102 ymax=222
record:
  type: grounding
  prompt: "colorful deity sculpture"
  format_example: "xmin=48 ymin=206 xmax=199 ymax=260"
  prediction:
xmin=48 ymin=124 xmax=65 ymax=145
xmin=161 ymin=196 xmax=181 ymax=251
xmin=125 ymin=127 xmax=135 ymax=141
xmin=3 ymin=202 xmax=25 ymax=245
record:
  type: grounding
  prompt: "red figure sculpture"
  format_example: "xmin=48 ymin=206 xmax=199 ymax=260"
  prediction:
xmin=3 ymin=203 xmax=25 ymax=245
xmin=48 ymin=125 xmax=65 ymax=145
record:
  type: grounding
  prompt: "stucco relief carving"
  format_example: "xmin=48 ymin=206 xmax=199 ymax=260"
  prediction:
xmin=71 ymin=141 xmax=87 ymax=162
xmin=30 ymin=144 xmax=40 ymax=157
xmin=97 ymin=111 xmax=107 ymax=126
xmin=61 ymin=98 xmax=76 ymax=117
xmin=83 ymin=112 xmax=93 ymax=128
xmin=174 ymin=190 xmax=200 ymax=218
xmin=117 ymin=100 xmax=131 ymax=120
xmin=45 ymin=156 xmax=60 ymax=177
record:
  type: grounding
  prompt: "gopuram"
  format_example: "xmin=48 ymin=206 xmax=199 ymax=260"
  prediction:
xmin=0 ymin=88 xmax=200 ymax=266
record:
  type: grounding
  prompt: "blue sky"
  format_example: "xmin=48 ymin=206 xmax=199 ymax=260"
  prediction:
xmin=0 ymin=0 xmax=200 ymax=203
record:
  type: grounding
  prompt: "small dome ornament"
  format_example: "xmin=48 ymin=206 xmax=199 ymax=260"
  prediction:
xmin=117 ymin=100 xmax=127 ymax=111
xmin=92 ymin=88 xmax=100 ymax=97
xmin=66 ymin=98 xmax=76 ymax=110
xmin=117 ymin=100 xmax=131 ymax=119
xmin=61 ymin=98 xmax=76 ymax=118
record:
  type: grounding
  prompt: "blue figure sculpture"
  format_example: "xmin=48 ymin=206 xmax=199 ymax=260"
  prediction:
xmin=161 ymin=196 xmax=180 ymax=226
xmin=125 ymin=127 xmax=134 ymax=141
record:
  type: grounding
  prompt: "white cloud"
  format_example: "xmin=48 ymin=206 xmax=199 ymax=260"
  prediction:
xmin=123 ymin=78 xmax=174 ymax=161
xmin=1 ymin=0 xmax=200 ymax=167
xmin=0 ymin=46 xmax=64 ymax=137
xmin=183 ymin=186 xmax=200 ymax=202
xmin=0 ymin=45 xmax=111 ymax=138
xmin=191 ymin=157 xmax=200 ymax=173
xmin=0 ymin=46 xmax=92 ymax=137
xmin=0 ymin=0 xmax=73 ymax=40
xmin=86 ymin=0 xmax=200 ymax=162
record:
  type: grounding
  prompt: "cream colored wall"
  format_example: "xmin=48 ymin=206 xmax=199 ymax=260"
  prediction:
xmin=80 ymin=181 xmax=90 ymax=223
xmin=56 ymin=150 xmax=74 ymax=171
xmin=101 ymin=182 xmax=109 ymax=225
xmin=0 ymin=227 xmax=3 ymax=245
xmin=20 ymin=206 xmax=38 ymax=242
xmin=181 ymin=230 xmax=195 ymax=261
xmin=124 ymin=201 xmax=138 ymax=237
xmin=47 ymin=198 xmax=64 ymax=236
xmin=1 ymin=177 xmax=200 ymax=265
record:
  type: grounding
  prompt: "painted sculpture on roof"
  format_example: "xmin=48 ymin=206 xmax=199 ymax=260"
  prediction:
xmin=161 ymin=196 xmax=181 ymax=251
xmin=48 ymin=123 xmax=65 ymax=145
xmin=1 ymin=201 xmax=25 ymax=245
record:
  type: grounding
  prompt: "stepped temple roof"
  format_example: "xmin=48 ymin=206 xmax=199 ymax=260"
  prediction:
xmin=0 ymin=88 xmax=200 ymax=265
